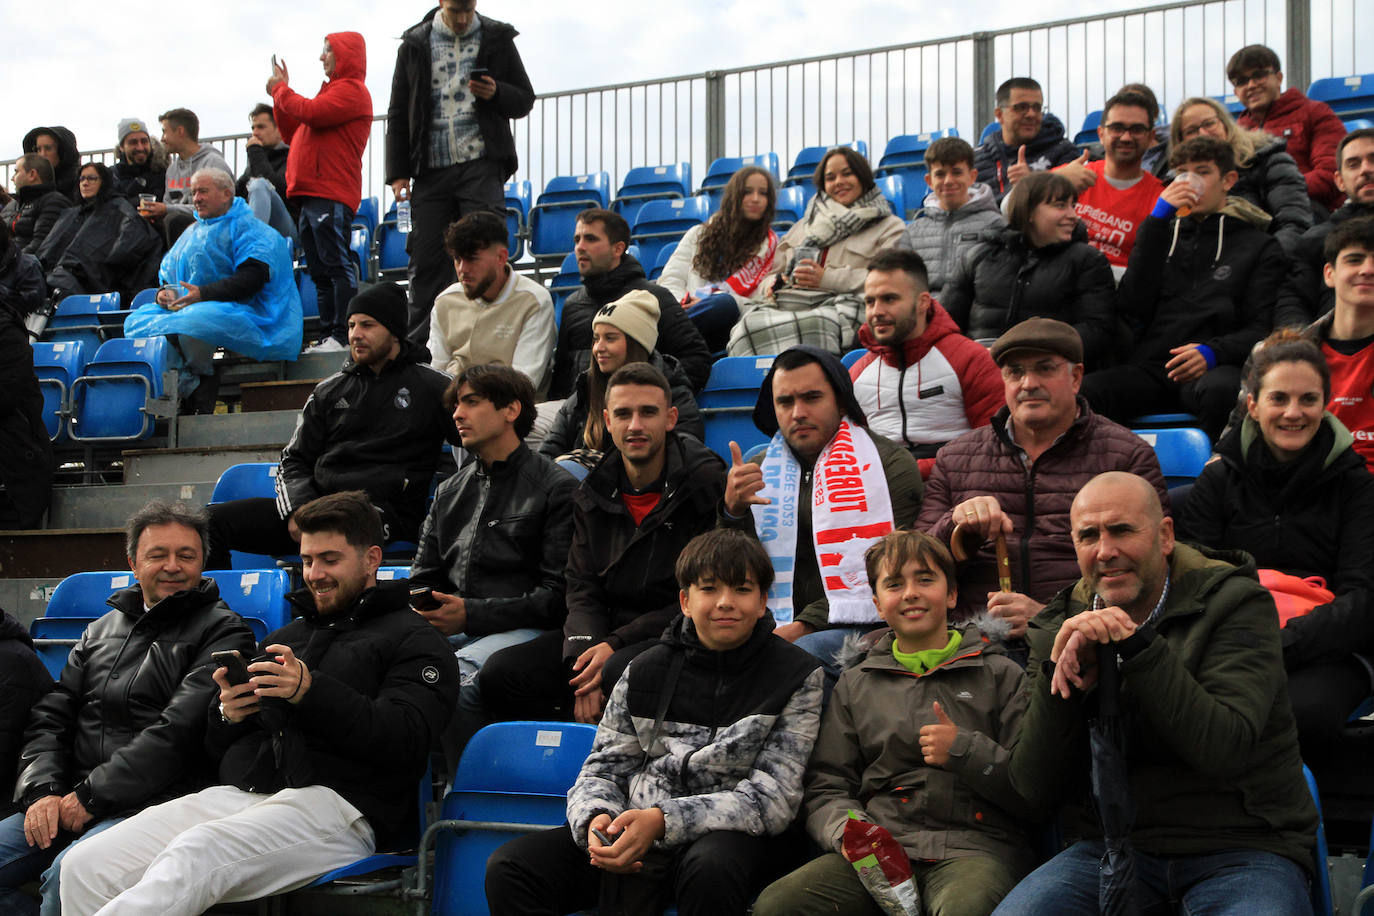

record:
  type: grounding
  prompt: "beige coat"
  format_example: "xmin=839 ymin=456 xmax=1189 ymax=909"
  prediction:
xmin=763 ymin=213 xmax=906 ymax=297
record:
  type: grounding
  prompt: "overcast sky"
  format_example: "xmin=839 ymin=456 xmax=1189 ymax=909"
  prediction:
xmin=5 ymin=0 xmax=1187 ymax=162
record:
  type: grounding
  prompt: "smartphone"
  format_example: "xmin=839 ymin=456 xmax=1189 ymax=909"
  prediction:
xmin=211 ymin=650 xmax=252 ymax=686
xmin=410 ymin=586 xmax=442 ymax=612
xmin=591 ymin=827 xmax=615 ymax=847
xmin=470 ymin=67 xmax=490 ymax=81
xmin=271 ymin=54 xmax=279 ymax=70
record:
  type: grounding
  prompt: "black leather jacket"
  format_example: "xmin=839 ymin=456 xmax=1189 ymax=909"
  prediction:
xmin=410 ymin=443 xmax=578 ymax=636
xmin=206 ymin=580 xmax=458 ymax=852
xmin=16 ymin=579 xmax=255 ymax=819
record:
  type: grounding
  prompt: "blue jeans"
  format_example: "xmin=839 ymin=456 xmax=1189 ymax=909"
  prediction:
xmin=0 ymin=810 xmax=125 ymax=915
xmin=297 ymin=197 xmax=357 ymax=343
xmin=795 ymin=624 xmax=883 ymax=702
xmin=442 ymin=628 xmax=543 ymax=774
xmin=685 ymin=292 xmax=740 ymax=352
xmin=246 ymin=178 xmax=298 ymax=243
xmin=992 ymin=839 xmax=1312 ymax=916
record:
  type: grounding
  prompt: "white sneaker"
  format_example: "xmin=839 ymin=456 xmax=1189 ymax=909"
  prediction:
xmin=305 ymin=338 xmax=347 ymax=354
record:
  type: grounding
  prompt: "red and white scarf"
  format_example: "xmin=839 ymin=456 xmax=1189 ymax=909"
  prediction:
xmin=720 ymin=230 xmax=779 ymax=299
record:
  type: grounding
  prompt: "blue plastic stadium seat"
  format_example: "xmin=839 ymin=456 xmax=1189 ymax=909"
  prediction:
xmin=1133 ymin=427 xmax=1209 ymax=485
xmin=773 ymin=185 xmax=806 ymax=232
xmin=427 ymin=722 xmax=598 ymax=916
xmin=648 ymin=241 xmax=678 ymax=282
xmin=46 ymin=292 xmax=121 ymax=355
xmin=1345 ymin=118 xmax=1374 ymax=132
xmin=31 ymin=339 xmax=89 ymax=441
xmin=376 ymin=214 xmax=409 ymax=277
xmin=376 ymin=566 xmax=411 ymax=583
xmin=47 ymin=571 xmax=141 ymax=617
xmin=296 ymin=270 xmax=321 ymax=320
xmin=31 ymin=617 xmax=96 ymax=640
xmin=548 ymin=252 xmax=581 ymax=327
xmin=612 ymin=163 xmax=692 ymax=228
xmin=350 ymin=227 xmax=371 ymax=284
xmin=1308 ymin=73 xmax=1374 ymax=120
xmin=205 ymin=568 xmax=293 ymax=634
xmin=209 ymin=461 xmax=281 ymax=505
xmin=1304 ymin=766 xmax=1334 ymax=916
xmin=304 ymin=761 xmax=434 ymax=891
xmin=354 ymin=196 xmax=380 ymax=234
xmin=979 ymin=121 xmax=1000 ymax=144
xmin=785 ymin=142 xmax=869 ymax=187
xmin=841 ymin=348 xmax=866 ymax=369
xmin=876 ymin=130 xmax=960 ymax=218
xmin=696 ymin=154 xmax=780 ymax=210
xmin=69 ymin=337 xmax=168 ymax=443
xmin=698 ymin=355 xmax=774 ymax=461
xmin=529 ymin=172 xmax=611 ymax=259
xmin=501 ymin=180 xmax=531 ymax=261
xmin=1074 ymin=110 xmax=1103 ymax=147
xmin=875 ymin=174 xmax=908 ymax=220
xmin=631 ymin=197 xmax=712 ymax=271
xmin=1129 ymin=412 xmax=1200 ymax=428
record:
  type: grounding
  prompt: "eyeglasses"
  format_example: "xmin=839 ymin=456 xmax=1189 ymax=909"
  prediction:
xmin=1181 ymin=117 xmax=1223 ymax=138
xmin=1007 ymin=101 xmax=1044 ymax=115
xmin=78 ymin=174 xmax=101 ymax=184
xmin=1000 ymin=359 xmax=1068 ymax=382
xmin=1104 ymin=123 xmax=1151 ymax=137
xmin=1231 ymin=68 xmax=1275 ymax=88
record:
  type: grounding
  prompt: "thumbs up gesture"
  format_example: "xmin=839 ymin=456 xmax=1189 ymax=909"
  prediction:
xmin=918 ymin=700 xmax=958 ymax=767
xmin=1007 ymin=145 xmax=1031 ymax=185
xmin=1056 ymin=149 xmax=1098 ymax=192
xmin=723 ymin=440 xmax=770 ymax=518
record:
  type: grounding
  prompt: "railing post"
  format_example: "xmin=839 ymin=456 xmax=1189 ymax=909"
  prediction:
xmin=704 ymin=71 xmax=726 ymax=162
xmin=972 ymin=32 xmax=996 ymax=140
xmin=1285 ymin=0 xmax=1311 ymax=91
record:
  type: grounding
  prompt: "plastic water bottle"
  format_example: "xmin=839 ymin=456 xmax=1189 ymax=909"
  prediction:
xmin=397 ymin=199 xmax=412 ymax=233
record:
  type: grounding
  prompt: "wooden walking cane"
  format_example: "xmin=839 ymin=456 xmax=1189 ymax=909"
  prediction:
xmin=951 ymin=521 xmax=1013 ymax=593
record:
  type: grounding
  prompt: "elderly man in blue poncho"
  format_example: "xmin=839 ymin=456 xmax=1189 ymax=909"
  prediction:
xmin=125 ymin=167 xmax=301 ymax=412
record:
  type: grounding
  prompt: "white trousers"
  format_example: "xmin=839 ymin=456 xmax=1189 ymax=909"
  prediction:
xmin=58 ymin=784 xmax=375 ymax=916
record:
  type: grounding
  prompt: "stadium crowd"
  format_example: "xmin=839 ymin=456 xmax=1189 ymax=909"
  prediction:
xmin=3 ymin=5 xmax=1374 ymax=911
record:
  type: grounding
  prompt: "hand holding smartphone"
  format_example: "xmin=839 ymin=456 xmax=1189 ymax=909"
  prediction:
xmin=211 ymin=650 xmax=252 ymax=686
xmin=591 ymin=827 xmax=614 ymax=847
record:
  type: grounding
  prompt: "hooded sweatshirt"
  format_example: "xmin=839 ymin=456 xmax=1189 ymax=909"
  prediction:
xmin=270 ymin=31 xmax=373 ymax=214
xmin=164 ymin=144 xmax=233 ymax=224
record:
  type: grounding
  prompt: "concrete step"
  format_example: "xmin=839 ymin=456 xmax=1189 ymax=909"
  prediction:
xmin=242 ymin=380 xmax=316 ymax=413
xmin=49 ymin=482 xmax=215 ymax=529
xmin=286 ymin=351 xmax=348 ymax=382
xmin=122 ymin=446 xmax=282 ymax=485
xmin=175 ymin=410 xmax=299 ymax=449
xmin=0 ymin=577 xmax=65 ymax=629
xmin=0 ymin=529 xmax=126 ymax=578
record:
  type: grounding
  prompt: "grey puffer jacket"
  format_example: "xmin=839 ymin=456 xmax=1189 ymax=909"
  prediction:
xmin=805 ymin=621 xmax=1036 ymax=865
xmin=895 ymin=182 xmax=1006 ymax=293
xmin=566 ymin=614 xmax=824 ymax=849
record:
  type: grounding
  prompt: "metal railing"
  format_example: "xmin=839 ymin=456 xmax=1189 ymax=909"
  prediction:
xmin=4 ymin=0 xmax=1368 ymax=216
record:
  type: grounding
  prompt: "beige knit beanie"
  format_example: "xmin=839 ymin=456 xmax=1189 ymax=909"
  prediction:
xmin=592 ymin=290 xmax=661 ymax=353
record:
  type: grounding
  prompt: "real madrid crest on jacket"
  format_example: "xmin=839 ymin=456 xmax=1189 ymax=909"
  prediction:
xmin=277 ymin=335 xmax=457 ymax=544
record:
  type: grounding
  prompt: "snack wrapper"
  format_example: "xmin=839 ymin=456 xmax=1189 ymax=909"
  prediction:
xmin=842 ymin=810 xmax=920 ymax=916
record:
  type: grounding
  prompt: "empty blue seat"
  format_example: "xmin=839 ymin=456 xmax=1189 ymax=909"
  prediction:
xmin=631 ymin=197 xmax=712 ymax=270
xmin=210 ymin=463 xmax=284 ymax=568
xmin=648 ymin=241 xmax=678 ymax=282
xmin=698 ymin=355 xmax=774 ymax=461
xmin=875 ymin=174 xmax=908 ymax=219
xmin=503 ymin=179 xmax=532 ymax=222
xmin=841 ymin=348 xmax=866 ymax=369
xmin=979 ymin=121 xmax=1000 ymax=144
xmin=69 ymin=337 xmax=168 ymax=442
xmin=46 ymin=292 xmax=121 ymax=355
xmin=47 ymin=570 xmax=141 ymax=617
xmin=377 ymin=215 xmax=409 ymax=276
xmin=354 ymin=196 xmax=380 ymax=235
xmin=130 ymin=288 xmax=158 ymax=309
xmin=1133 ymin=427 xmax=1210 ymax=485
xmin=425 ymin=722 xmax=598 ymax=916
xmin=529 ymin=172 xmax=611 ymax=259
xmin=296 ymin=270 xmax=320 ymax=320
xmin=548 ymin=252 xmax=581 ymax=326
xmin=503 ymin=179 xmax=532 ymax=261
xmin=205 ymin=568 xmax=293 ymax=634
xmin=376 ymin=566 xmax=411 ymax=583
xmin=613 ymin=163 xmax=692 ymax=227
xmin=773 ymin=185 xmax=807 ymax=231
xmin=876 ymin=130 xmax=955 ymax=173
xmin=1309 ymin=73 xmax=1374 ymax=120
xmin=350 ymin=226 xmax=371 ymax=284
xmin=1345 ymin=117 xmax=1374 ymax=131
xmin=31 ymin=339 xmax=89 ymax=440
xmin=785 ymin=142 xmax=868 ymax=187
xmin=1074 ymin=110 xmax=1103 ymax=147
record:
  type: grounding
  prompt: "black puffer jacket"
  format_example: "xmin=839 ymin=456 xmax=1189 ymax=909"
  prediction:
xmin=562 ymin=433 xmax=726 ymax=664
xmin=1274 ymin=201 xmax=1374 ymax=328
xmin=6 ymin=182 xmax=74 ymax=256
xmin=206 ymin=580 xmax=457 ymax=852
xmin=16 ymin=579 xmax=255 ymax=819
xmin=385 ymin=10 xmax=535 ymax=184
xmin=37 ymin=194 xmax=162 ymax=304
xmin=0 ymin=241 xmax=53 ymax=529
xmin=236 ymin=142 xmax=290 ymax=202
xmin=550 ymin=255 xmax=712 ymax=400
xmin=539 ymin=351 xmax=704 ymax=457
xmin=1229 ymin=139 xmax=1314 ymax=258
xmin=22 ymin=126 xmax=80 ymax=200
xmin=0 ymin=610 xmax=52 ymax=818
xmin=941 ymin=223 xmax=1116 ymax=366
xmin=1117 ymin=208 xmax=1283 ymax=367
xmin=277 ymin=340 xmax=458 ymax=542
xmin=974 ymin=114 xmax=1081 ymax=201
xmin=1179 ymin=414 xmax=1374 ymax=668
xmin=410 ymin=443 xmax=578 ymax=635
xmin=112 ymin=159 xmax=167 ymax=204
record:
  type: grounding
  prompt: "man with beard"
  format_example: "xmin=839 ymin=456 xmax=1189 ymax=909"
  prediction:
xmin=59 ymin=491 xmax=457 ymax=915
xmin=111 ymin=117 xmax=168 ymax=204
xmin=1073 ymin=90 xmax=1165 ymax=278
xmin=427 ymin=210 xmax=554 ymax=396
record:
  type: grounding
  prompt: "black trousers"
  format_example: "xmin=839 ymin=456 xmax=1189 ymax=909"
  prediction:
xmin=1080 ymin=361 xmax=1242 ymax=441
xmin=484 ymin=824 xmax=768 ymax=916
xmin=479 ymin=629 xmax=659 ymax=722
xmin=204 ymin=498 xmax=299 ymax=571
xmin=1288 ymin=657 xmax=1371 ymax=763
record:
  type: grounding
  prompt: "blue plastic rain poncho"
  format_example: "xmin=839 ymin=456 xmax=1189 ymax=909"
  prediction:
xmin=124 ymin=196 xmax=302 ymax=360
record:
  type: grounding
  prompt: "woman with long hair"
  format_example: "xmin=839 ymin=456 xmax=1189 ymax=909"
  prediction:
xmin=37 ymin=161 xmax=161 ymax=305
xmin=1168 ymin=96 xmax=1313 ymax=254
xmin=659 ymin=165 xmax=778 ymax=352
xmin=1178 ymin=330 xmax=1374 ymax=762
xmin=728 ymin=147 xmax=904 ymax=356
xmin=539 ymin=290 xmax=703 ymax=474
xmin=941 ymin=171 xmax=1115 ymax=365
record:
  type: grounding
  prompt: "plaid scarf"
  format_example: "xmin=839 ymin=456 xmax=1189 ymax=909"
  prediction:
xmin=795 ymin=185 xmax=893 ymax=259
